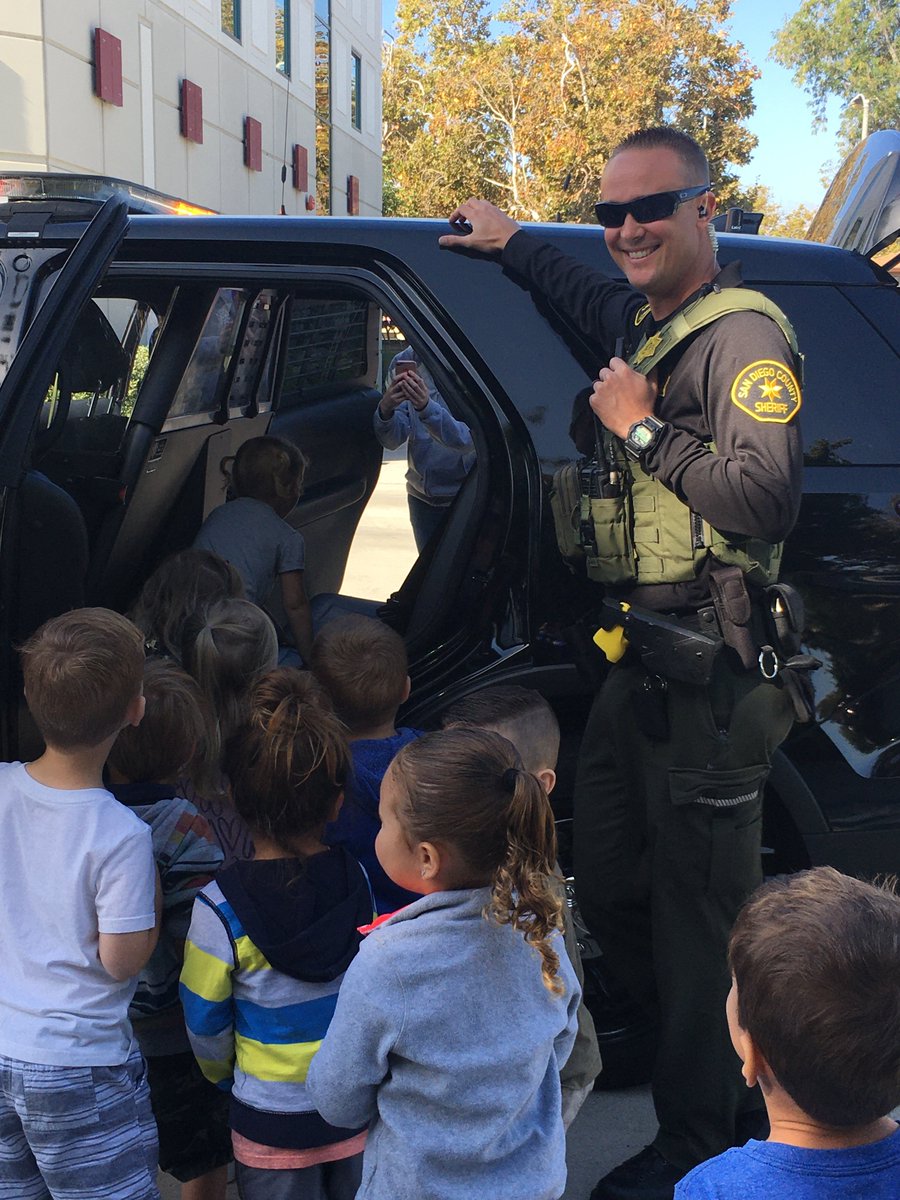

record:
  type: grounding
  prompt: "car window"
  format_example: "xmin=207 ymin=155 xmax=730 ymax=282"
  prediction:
xmin=165 ymin=288 xmax=247 ymax=425
xmin=763 ymin=284 xmax=900 ymax=465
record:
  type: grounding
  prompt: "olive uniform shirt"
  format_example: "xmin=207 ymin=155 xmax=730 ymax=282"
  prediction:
xmin=501 ymin=232 xmax=804 ymax=610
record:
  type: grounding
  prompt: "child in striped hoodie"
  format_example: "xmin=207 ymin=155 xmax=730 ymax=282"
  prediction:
xmin=180 ymin=669 xmax=373 ymax=1200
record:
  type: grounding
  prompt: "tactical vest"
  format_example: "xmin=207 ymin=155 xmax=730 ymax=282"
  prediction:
xmin=553 ymin=287 xmax=800 ymax=588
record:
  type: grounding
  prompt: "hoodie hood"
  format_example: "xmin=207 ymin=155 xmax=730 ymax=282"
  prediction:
xmin=216 ymin=847 xmax=372 ymax=983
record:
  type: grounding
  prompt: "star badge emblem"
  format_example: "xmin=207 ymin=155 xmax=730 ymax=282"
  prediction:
xmin=758 ymin=379 xmax=783 ymax=401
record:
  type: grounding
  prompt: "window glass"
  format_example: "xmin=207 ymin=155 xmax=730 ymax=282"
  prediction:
xmin=166 ymin=289 xmax=246 ymax=424
xmin=315 ymin=9 xmax=331 ymax=213
xmin=350 ymin=52 xmax=361 ymax=130
xmin=762 ymin=284 xmax=900 ymax=465
xmin=275 ymin=0 xmax=290 ymax=76
xmin=222 ymin=0 xmax=241 ymax=40
xmin=279 ymin=298 xmax=368 ymax=405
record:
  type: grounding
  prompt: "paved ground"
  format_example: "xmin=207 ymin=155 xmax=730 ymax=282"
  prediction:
xmin=340 ymin=454 xmax=417 ymax=601
xmin=158 ymin=1085 xmax=657 ymax=1198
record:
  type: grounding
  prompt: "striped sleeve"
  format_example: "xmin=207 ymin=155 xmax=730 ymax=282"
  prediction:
xmin=180 ymin=890 xmax=236 ymax=1090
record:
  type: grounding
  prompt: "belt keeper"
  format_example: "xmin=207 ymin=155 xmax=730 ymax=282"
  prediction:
xmin=758 ymin=645 xmax=779 ymax=679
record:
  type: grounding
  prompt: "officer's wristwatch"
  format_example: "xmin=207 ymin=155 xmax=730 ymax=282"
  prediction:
xmin=624 ymin=414 xmax=667 ymax=461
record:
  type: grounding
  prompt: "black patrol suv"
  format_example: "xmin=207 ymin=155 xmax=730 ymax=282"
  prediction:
xmin=0 ymin=157 xmax=897 ymax=1080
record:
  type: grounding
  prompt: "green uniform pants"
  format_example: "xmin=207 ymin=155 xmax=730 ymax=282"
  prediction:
xmin=573 ymin=651 xmax=795 ymax=1170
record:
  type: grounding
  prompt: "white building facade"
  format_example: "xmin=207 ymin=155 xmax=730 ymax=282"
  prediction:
xmin=0 ymin=0 xmax=382 ymax=216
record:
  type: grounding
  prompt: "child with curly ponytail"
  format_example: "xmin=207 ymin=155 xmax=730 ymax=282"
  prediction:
xmin=180 ymin=669 xmax=375 ymax=1200
xmin=306 ymin=727 xmax=581 ymax=1200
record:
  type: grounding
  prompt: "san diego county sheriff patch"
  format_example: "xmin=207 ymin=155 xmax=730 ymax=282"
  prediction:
xmin=730 ymin=360 xmax=801 ymax=423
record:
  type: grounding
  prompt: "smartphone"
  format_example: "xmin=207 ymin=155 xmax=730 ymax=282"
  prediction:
xmin=394 ymin=359 xmax=419 ymax=376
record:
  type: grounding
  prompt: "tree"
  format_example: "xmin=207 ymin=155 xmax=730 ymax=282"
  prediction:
xmin=742 ymin=184 xmax=816 ymax=239
xmin=383 ymin=0 xmax=760 ymax=220
xmin=772 ymin=0 xmax=900 ymax=145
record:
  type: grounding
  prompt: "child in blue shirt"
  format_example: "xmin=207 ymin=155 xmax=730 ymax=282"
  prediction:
xmin=311 ymin=614 xmax=424 ymax=914
xmin=306 ymin=727 xmax=580 ymax=1200
xmin=675 ymin=867 xmax=900 ymax=1199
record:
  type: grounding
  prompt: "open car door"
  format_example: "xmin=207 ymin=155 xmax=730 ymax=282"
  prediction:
xmin=0 ymin=194 xmax=130 ymax=757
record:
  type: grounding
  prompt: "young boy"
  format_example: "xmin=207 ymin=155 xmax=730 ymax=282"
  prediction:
xmin=675 ymin=867 xmax=900 ymax=1198
xmin=310 ymin=615 xmax=424 ymax=914
xmin=107 ymin=659 xmax=231 ymax=1200
xmin=441 ymin=684 xmax=602 ymax=1128
xmin=0 ymin=608 xmax=162 ymax=1199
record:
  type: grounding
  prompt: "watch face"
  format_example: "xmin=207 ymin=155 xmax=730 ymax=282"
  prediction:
xmin=632 ymin=423 xmax=654 ymax=449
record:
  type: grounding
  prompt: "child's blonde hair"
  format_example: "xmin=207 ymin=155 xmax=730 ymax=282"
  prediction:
xmin=183 ymin=599 xmax=278 ymax=746
xmin=226 ymin=436 xmax=308 ymax=507
xmin=130 ymin=547 xmax=244 ymax=661
xmin=226 ymin=669 xmax=350 ymax=848
xmin=108 ymin=658 xmax=214 ymax=789
xmin=390 ymin=728 xmax=565 ymax=993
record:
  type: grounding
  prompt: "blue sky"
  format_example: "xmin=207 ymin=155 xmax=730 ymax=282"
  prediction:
xmin=382 ymin=0 xmax=845 ymax=214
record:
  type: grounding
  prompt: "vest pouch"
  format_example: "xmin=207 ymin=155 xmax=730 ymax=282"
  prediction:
xmin=584 ymin=492 xmax=637 ymax=584
xmin=549 ymin=463 xmax=585 ymax=563
xmin=631 ymin=479 xmax=698 ymax=585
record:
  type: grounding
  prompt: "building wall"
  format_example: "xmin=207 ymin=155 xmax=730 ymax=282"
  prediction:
xmin=0 ymin=0 xmax=382 ymax=215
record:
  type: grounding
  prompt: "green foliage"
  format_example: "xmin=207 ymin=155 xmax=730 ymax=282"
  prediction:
xmin=383 ymin=0 xmax=759 ymax=220
xmin=772 ymin=0 xmax=900 ymax=145
xmin=123 ymin=345 xmax=150 ymax=418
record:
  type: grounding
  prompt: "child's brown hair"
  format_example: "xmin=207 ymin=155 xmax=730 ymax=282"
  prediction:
xmin=729 ymin=866 xmax=900 ymax=1127
xmin=227 ymin=436 xmax=307 ymax=508
xmin=130 ymin=547 xmax=244 ymax=661
xmin=311 ymin=615 xmax=408 ymax=734
xmin=20 ymin=608 xmax=144 ymax=750
xmin=225 ymin=668 xmax=350 ymax=848
xmin=108 ymin=658 xmax=213 ymax=788
xmin=441 ymin=685 xmax=560 ymax=775
xmin=390 ymin=728 xmax=565 ymax=993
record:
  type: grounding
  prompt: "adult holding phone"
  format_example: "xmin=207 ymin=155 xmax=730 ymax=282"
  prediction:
xmin=375 ymin=347 xmax=475 ymax=551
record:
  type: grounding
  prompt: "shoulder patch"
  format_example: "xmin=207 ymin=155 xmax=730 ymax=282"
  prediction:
xmin=730 ymin=360 xmax=801 ymax=423
xmin=634 ymin=303 xmax=651 ymax=327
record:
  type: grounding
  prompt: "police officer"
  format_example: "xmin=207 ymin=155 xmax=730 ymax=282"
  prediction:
xmin=440 ymin=127 xmax=802 ymax=1200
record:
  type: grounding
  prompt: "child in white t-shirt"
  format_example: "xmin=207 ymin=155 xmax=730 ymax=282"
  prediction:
xmin=0 ymin=608 xmax=162 ymax=1199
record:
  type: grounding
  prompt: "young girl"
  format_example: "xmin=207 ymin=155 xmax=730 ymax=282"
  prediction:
xmin=306 ymin=727 xmax=581 ymax=1200
xmin=193 ymin=436 xmax=313 ymax=661
xmin=130 ymin=546 xmax=245 ymax=662
xmin=181 ymin=597 xmax=279 ymax=864
xmin=180 ymin=669 xmax=375 ymax=1200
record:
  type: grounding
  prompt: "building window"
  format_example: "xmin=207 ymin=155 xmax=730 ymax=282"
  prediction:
xmin=275 ymin=0 xmax=290 ymax=76
xmin=314 ymin=0 xmax=331 ymax=214
xmin=350 ymin=52 xmax=361 ymax=130
xmin=222 ymin=0 xmax=240 ymax=40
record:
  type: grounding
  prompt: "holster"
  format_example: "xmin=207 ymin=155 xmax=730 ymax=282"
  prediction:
xmin=708 ymin=565 xmax=758 ymax=670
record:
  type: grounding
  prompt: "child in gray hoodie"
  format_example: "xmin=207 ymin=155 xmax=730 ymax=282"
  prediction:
xmin=306 ymin=727 xmax=581 ymax=1200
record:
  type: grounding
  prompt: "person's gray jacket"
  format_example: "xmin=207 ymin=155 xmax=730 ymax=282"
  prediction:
xmin=306 ymin=887 xmax=580 ymax=1200
xmin=374 ymin=351 xmax=475 ymax=506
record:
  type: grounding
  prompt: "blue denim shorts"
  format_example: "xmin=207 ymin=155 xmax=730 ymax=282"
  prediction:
xmin=0 ymin=1046 xmax=159 ymax=1199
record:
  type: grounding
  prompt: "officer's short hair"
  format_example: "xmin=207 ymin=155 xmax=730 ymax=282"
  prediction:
xmin=610 ymin=126 xmax=709 ymax=187
xmin=729 ymin=866 xmax=900 ymax=1127
xmin=441 ymin=685 xmax=560 ymax=775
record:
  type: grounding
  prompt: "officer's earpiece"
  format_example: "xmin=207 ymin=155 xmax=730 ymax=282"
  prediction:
xmin=698 ymin=205 xmax=707 ymax=217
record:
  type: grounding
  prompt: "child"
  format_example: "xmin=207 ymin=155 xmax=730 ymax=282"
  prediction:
xmin=182 ymin=597 xmax=279 ymax=864
xmin=675 ymin=867 xmax=900 ymax=1198
xmin=311 ymin=614 xmax=424 ymax=914
xmin=180 ymin=669 xmax=375 ymax=1200
xmin=0 ymin=609 xmax=162 ymax=1199
xmin=130 ymin=547 xmax=245 ymax=662
xmin=107 ymin=659 xmax=231 ymax=1200
xmin=441 ymin=684 xmax=602 ymax=1128
xmin=306 ymin=728 xmax=581 ymax=1200
xmin=193 ymin=436 xmax=313 ymax=661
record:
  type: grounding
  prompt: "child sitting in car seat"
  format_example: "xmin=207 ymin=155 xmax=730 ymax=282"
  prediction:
xmin=193 ymin=435 xmax=313 ymax=661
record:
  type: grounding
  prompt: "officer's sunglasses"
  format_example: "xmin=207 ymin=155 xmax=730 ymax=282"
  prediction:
xmin=594 ymin=183 xmax=711 ymax=229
